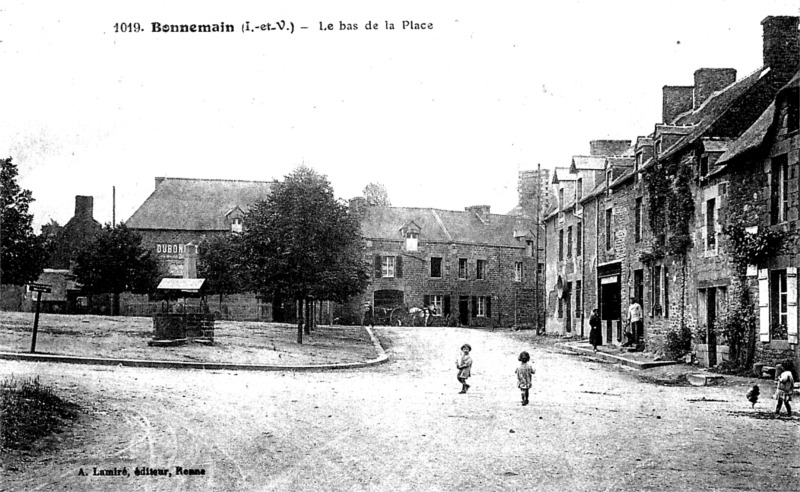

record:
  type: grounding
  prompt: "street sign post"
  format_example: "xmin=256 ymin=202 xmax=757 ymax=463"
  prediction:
xmin=28 ymin=283 xmax=51 ymax=353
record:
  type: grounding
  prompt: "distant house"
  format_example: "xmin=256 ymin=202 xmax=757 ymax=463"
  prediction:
xmin=126 ymin=177 xmax=274 ymax=277
xmin=47 ymin=195 xmax=102 ymax=269
xmin=345 ymin=198 xmax=541 ymax=327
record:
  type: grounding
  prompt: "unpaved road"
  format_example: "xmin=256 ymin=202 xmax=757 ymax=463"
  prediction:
xmin=1 ymin=327 xmax=798 ymax=491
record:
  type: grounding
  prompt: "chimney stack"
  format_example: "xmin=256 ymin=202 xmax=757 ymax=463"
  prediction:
xmin=693 ymin=68 xmax=737 ymax=109
xmin=349 ymin=197 xmax=368 ymax=219
xmin=662 ymin=86 xmax=694 ymax=124
xmin=590 ymin=140 xmax=631 ymax=156
xmin=762 ymin=16 xmax=800 ymax=84
xmin=74 ymin=196 xmax=94 ymax=219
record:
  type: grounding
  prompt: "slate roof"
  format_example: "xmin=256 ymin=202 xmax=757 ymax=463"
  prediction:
xmin=552 ymin=167 xmax=577 ymax=183
xmin=717 ymin=71 xmax=800 ymax=166
xmin=570 ymin=156 xmax=606 ymax=172
xmin=658 ymin=67 xmax=772 ymax=162
xmin=126 ymin=177 xmax=275 ymax=231
xmin=360 ymin=207 xmax=532 ymax=248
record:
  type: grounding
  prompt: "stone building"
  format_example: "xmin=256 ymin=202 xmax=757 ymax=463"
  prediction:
xmin=713 ymin=71 xmax=799 ymax=370
xmin=344 ymin=199 xmax=541 ymax=328
xmin=539 ymin=16 xmax=799 ymax=363
xmin=639 ymin=15 xmax=800 ymax=358
xmin=126 ymin=177 xmax=274 ymax=277
xmin=46 ymin=195 xmax=102 ymax=269
xmin=542 ymin=141 xmax=632 ymax=341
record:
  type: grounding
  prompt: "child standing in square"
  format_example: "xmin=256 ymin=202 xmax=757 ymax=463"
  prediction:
xmin=515 ymin=351 xmax=535 ymax=406
xmin=774 ymin=363 xmax=795 ymax=417
xmin=456 ymin=344 xmax=472 ymax=394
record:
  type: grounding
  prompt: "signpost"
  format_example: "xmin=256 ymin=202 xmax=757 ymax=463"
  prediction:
xmin=28 ymin=283 xmax=51 ymax=353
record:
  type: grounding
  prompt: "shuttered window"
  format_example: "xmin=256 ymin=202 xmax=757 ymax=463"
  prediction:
xmin=758 ymin=269 xmax=770 ymax=342
xmin=788 ymin=267 xmax=798 ymax=344
xmin=375 ymin=255 xmax=401 ymax=278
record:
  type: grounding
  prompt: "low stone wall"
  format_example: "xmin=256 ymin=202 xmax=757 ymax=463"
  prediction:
xmin=755 ymin=340 xmax=798 ymax=371
xmin=693 ymin=343 xmax=730 ymax=367
xmin=153 ymin=314 xmax=215 ymax=341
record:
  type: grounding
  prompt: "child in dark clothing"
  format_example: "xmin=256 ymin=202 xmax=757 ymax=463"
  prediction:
xmin=456 ymin=344 xmax=472 ymax=394
xmin=515 ymin=351 xmax=535 ymax=406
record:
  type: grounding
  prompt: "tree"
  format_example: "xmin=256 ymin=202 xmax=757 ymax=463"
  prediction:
xmin=40 ymin=219 xmax=63 ymax=267
xmin=1 ymin=158 xmax=46 ymax=285
xmin=242 ymin=166 xmax=369 ymax=343
xmin=363 ymin=182 xmax=391 ymax=207
xmin=73 ymin=223 xmax=161 ymax=315
xmin=197 ymin=233 xmax=245 ymax=310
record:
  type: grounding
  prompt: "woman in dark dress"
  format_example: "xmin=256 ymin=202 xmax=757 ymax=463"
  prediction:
xmin=589 ymin=308 xmax=602 ymax=352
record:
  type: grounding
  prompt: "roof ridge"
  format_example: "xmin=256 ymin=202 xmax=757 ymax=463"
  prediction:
xmin=159 ymin=177 xmax=276 ymax=184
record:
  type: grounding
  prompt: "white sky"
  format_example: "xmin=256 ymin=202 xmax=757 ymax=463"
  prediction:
xmin=2 ymin=1 xmax=798 ymax=230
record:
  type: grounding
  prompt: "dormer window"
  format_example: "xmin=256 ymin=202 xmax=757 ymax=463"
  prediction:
xmin=576 ymin=178 xmax=583 ymax=201
xmin=231 ymin=217 xmax=243 ymax=233
xmin=405 ymin=231 xmax=418 ymax=251
xmin=655 ymin=140 xmax=662 ymax=157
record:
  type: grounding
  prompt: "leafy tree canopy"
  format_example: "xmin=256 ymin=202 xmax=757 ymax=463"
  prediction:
xmin=242 ymin=166 xmax=369 ymax=303
xmin=73 ymin=223 xmax=161 ymax=296
xmin=1 ymin=158 xmax=46 ymax=285
xmin=363 ymin=182 xmax=391 ymax=207
xmin=197 ymin=233 xmax=245 ymax=301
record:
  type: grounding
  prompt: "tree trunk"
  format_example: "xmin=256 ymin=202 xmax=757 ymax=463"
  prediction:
xmin=113 ymin=293 xmax=120 ymax=316
xmin=304 ymin=298 xmax=311 ymax=335
xmin=296 ymin=299 xmax=303 ymax=344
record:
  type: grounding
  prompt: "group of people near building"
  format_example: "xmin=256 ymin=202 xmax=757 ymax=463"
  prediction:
xmin=586 ymin=297 xmax=643 ymax=352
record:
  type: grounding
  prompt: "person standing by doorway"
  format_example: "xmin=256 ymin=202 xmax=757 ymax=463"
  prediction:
xmin=362 ymin=303 xmax=374 ymax=328
xmin=589 ymin=308 xmax=602 ymax=352
xmin=627 ymin=297 xmax=643 ymax=346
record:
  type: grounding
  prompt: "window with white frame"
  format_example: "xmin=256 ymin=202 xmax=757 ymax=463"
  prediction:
xmin=706 ymin=198 xmax=717 ymax=251
xmin=476 ymin=296 xmax=487 ymax=317
xmin=771 ymin=155 xmax=789 ymax=224
xmin=652 ymin=265 xmax=668 ymax=317
xmin=458 ymin=258 xmax=467 ymax=279
xmin=634 ymin=198 xmax=642 ymax=243
xmin=381 ymin=256 xmax=396 ymax=278
xmin=771 ymin=270 xmax=789 ymax=340
xmin=231 ymin=217 xmax=243 ymax=233
xmin=514 ymin=262 xmax=523 ymax=282
xmin=476 ymin=260 xmax=487 ymax=280
xmin=405 ymin=231 xmax=418 ymax=251
xmin=429 ymin=294 xmax=444 ymax=316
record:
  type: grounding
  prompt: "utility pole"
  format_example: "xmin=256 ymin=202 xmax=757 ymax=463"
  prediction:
xmin=535 ymin=163 xmax=541 ymax=333
xmin=112 ymin=186 xmax=116 ymax=226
